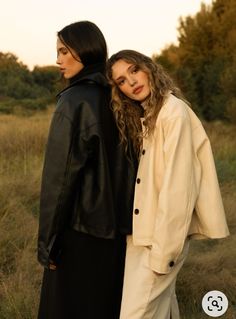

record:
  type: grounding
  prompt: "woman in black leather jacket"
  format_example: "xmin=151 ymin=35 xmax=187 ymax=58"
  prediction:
xmin=37 ymin=21 xmax=137 ymax=319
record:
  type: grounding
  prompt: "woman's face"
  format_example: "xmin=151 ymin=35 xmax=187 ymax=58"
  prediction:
xmin=111 ymin=59 xmax=151 ymax=102
xmin=56 ymin=37 xmax=84 ymax=79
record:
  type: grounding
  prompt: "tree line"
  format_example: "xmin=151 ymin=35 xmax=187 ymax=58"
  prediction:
xmin=0 ymin=52 xmax=62 ymax=114
xmin=0 ymin=0 xmax=235 ymax=121
xmin=155 ymin=0 xmax=236 ymax=123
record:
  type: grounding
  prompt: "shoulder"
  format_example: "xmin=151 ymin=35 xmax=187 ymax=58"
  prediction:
xmin=60 ymin=81 xmax=110 ymax=105
xmin=158 ymin=93 xmax=208 ymax=141
xmin=159 ymin=93 xmax=189 ymax=121
xmin=56 ymin=82 xmax=110 ymax=123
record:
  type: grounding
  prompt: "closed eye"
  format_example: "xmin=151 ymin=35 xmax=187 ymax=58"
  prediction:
xmin=57 ymin=47 xmax=68 ymax=57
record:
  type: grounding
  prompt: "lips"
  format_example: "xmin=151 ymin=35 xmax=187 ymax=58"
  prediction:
xmin=133 ymin=86 xmax=143 ymax=94
xmin=60 ymin=68 xmax=66 ymax=73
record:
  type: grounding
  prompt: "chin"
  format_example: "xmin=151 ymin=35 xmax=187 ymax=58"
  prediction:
xmin=141 ymin=93 xmax=150 ymax=102
xmin=138 ymin=95 xmax=149 ymax=102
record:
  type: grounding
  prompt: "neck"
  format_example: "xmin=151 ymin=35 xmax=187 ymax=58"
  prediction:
xmin=69 ymin=62 xmax=106 ymax=85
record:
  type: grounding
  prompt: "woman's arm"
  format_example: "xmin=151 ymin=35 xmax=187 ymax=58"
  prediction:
xmin=37 ymin=111 xmax=74 ymax=267
xmin=149 ymin=114 xmax=197 ymax=274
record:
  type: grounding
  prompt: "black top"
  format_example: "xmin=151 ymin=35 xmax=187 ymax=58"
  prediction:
xmin=38 ymin=64 xmax=137 ymax=267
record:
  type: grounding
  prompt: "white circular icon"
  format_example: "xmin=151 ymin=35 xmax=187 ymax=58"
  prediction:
xmin=202 ymin=290 xmax=228 ymax=317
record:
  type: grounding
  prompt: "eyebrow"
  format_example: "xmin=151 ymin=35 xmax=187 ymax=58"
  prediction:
xmin=115 ymin=75 xmax=124 ymax=82
xmin=57 ymin=46 xmax=67 ymax=52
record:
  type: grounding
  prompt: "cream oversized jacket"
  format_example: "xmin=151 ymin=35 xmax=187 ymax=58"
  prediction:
xmin=132 ymin=93 xmax=229 ymax=274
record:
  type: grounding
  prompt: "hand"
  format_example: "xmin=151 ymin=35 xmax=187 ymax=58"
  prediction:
xmin=49 ymin=259 xmax=57 ymax=270
xmin=154 ymin=272 xmax=166 ymax=276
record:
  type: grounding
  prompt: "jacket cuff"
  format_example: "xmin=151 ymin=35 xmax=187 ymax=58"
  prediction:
xmin=149 ymin=249 xmax=176 ymax=274
xmin=38 ymin=245 xmax=50 ymax=268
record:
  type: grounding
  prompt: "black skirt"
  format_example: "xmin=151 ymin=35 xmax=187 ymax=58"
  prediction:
xmin=38 ymin=229 xmax=126 ymax=319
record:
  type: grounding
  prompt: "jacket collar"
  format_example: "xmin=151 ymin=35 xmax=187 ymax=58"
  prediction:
xmin=57 ymin=62 xmax=109 ymax=98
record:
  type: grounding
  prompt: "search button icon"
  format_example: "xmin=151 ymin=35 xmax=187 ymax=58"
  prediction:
xmin=202 ymin=290 xmax=228 ymax=317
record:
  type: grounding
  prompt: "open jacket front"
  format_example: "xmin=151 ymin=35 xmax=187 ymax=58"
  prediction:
xmin=38 ymin=65 xmax=137 ymax=267
xmin=132 ymin=93 xmax=230 ymax=274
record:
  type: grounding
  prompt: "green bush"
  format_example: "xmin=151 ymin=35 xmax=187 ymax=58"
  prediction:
xmin=0 ymin=97 xmax=55 ymax=115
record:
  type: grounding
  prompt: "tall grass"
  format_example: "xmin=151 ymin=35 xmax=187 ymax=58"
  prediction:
xmin=177 ymin=121 xmax=236 ymax=318
xmin=0 ymin=111 xmax=51 ymax=318
xmin=0 ymin=113 xmax=235 ymax=318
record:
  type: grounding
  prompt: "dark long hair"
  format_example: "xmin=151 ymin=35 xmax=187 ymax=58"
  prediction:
xmin=58 ymin=21 xmax=107 ymax=66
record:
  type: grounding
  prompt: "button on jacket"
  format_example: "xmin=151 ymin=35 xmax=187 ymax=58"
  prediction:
xmin=38 ymin=64 xmax=137 ymax=268
xmin=132 ymin=93 xmax=229 ymax=274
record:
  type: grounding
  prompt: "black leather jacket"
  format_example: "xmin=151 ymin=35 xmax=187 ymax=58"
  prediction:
xmin=38 ymin=64 xmax=137 ymax=267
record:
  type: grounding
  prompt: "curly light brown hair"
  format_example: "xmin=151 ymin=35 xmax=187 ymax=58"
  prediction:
xmin=106 ymin=50 xmax=187 ymax=156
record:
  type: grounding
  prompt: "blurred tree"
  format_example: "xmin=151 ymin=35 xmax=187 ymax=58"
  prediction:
xmin=154 ymin=0 xmax=236 ymax=122
xmin=32 ymin=65 xmax=62 ymax=96
xmin=0 ymin=52 xmax=46 ymax=99
xmin=0 ymin=52 xmax=63 ymax=113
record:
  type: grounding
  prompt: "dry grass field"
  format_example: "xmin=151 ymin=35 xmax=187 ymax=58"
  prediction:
xmin=0 ymin=111 xmax=235 ymax=318
xmin=0 ymin=111 xmax=50 ymax=318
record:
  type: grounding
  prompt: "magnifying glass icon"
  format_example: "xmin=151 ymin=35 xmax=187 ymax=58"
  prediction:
xmin=202 ymin=290 xmax=228 ymax=316
xmin=212 ymin=300 xmax=219 ymax=308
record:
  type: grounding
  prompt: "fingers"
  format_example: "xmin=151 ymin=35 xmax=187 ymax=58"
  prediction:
xmin=49 ymin=263 xmax=57 ymax=270
xmin=155 ymin=272 xmax=166 ymax=276
xmin=49 ymin=264 xmax=57 ymax=270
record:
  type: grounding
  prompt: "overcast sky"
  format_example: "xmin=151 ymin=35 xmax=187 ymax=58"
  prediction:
xmin=1 ymin=0 xmax=212 ymax=69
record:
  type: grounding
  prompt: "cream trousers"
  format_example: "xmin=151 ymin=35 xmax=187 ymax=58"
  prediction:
xmin=119 ymin=236 xmax=189 ymax=319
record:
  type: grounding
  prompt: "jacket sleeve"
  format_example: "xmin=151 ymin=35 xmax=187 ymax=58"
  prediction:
xmin=149 ymin=115 xmax=198 ymax=274
xmin=189 ymin=132 xmax=229 ymax=239
xmin=37 ymin=111 xmax=87 ymax=267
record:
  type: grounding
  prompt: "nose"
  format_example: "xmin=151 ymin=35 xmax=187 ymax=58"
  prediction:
xmin=127 ymin=76 xmax=137 ymax=87
xmin=56 ymin=54 xmax=61 ymax=65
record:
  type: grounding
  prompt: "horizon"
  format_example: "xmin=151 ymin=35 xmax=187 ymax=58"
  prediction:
xmin=1 ymin=0 xmax=213 ymax=70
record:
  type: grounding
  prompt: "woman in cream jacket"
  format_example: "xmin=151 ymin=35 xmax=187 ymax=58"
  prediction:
xmin=107 ymin=50 xmax=229 ymax=319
